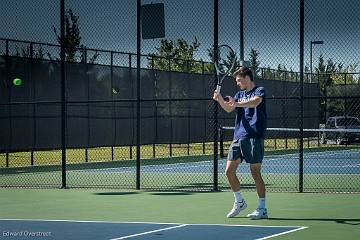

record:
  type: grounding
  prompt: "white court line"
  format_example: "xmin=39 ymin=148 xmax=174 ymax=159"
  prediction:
xmin=145 ymin=161 xmax=360 ymax=171
xmin=79 ymin=161 xmax=360 ymax=174
xmin=0 ymin=218 xmax=306 ymax=228
xmin=109 ymin=224 xmax=188 ymax=240
xmin=256 ymin=226 xmax=308 ymax=240
xmin=261 ymin=163 xmax=360 ymax=168
xmin=0 ymin=218 xmax=180 ymax=225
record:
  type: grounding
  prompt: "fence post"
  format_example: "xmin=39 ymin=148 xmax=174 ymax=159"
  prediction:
xmin=152 ymin=56 xmax=157 ymax=159
xmin=60 ymin=0 xmax=67 ymax=189
xmin=299 ymin=0 xmax=305 ymax=193
xmin=202 ymin=61 xmax=206 ymax=155
xmin=239 ymin=0 xmax=244 ymax=61
xmin=344 ymin=73 xmax=348 ymax=147
xmin=111 ymin=51 xmax=115 ymax=160
xmin=213 ymin=0 xmax=219 ymax=192
xmin=317 ymin=72 xmax=321 ymax=147
xmin=136 ymin=0 xmax=141 ymax=190
xmin=30 ymin=42 xmax=35 ymax=166
xmin=85 ymin=47 xmax=89 ymax=163
xmin=168 ymin=58 xmax=173 ymax=157
xmin=5 ymin=39 xmax=10 ymax=167
xmin=219 ymin=127 xmax=224 ymax=158
xmin=129 ymin=53 xmax=133 ymax=160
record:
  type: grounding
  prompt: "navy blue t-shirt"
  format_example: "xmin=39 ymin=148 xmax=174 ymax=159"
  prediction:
xmin=233 ymin=86 xmax=267 ymax=140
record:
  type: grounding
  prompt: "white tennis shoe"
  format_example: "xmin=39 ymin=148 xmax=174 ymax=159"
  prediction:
xmin=246 ymin=208 xmax=268 ymax=220
xmin=226 ymin=200 xmax=247 ymax=218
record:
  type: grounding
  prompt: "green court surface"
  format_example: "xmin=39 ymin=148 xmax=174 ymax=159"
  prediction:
xmin=0 ymin=188 xmax=359 ymax=240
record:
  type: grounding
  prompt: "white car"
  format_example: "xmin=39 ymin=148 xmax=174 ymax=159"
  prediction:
xmin=321 ymin=116 xmax=360 ymax=145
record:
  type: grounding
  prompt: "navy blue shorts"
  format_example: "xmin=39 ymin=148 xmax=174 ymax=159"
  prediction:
xmin=227 ymin=138 xmax=264 ymax=164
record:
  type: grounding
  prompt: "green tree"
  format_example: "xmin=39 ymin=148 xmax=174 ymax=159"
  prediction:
xmin=34 ymin=46 xmax=45 ymax=59
xmin=19 ymin=45 xmax=45 ymax=59
xmin=347 ymin=64 xmax=359 ymax=84
xmin=148 ymin=38 xmax=202 ymax=73
xmin=312 ymin=55 xmax=359 ymax=121
xmin=53 ymin=8 xmax=81 ymax=62
xmin=314 ymin=55 xmax=333 ymax=92
xmin=275 ymin=64 xmax=285 ymax=80
xmin=249 ymin=48 xmax=260 ymax=76
xmin=314 ymin=55 xmax=334 ymax=122
xmin=262 ymin=66 xmax=273 ymax=80
xmin=53 ymin=8 xmax=99 ymax=63
xmin=288 ymin=68 xmax=298 ymax=82
xmin=331 ymin=63 xmax=358 ymax=84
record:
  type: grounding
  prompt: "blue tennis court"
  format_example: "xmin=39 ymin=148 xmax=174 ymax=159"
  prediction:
xmin=78 ymin=149 xmax=360 ymax=175
xmin=0 ymin=219 xmax=307 ymax=240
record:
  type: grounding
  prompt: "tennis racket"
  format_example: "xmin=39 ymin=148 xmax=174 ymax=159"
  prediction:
xmin=213 ymin=44 xmax=236 ymax=93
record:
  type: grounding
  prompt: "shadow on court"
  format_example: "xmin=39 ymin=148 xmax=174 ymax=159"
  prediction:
xmin=267 ymin=217 xmax=360 ymax=225
xmin=234 ymin=216 xmax=360 ymax=225
xmin=93 ymin=192 xmax=140 ymax=196
xmin=149 ymin=192 xmax=194 ymax=196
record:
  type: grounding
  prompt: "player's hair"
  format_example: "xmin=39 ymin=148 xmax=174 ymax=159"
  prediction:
xmin=233 ymin=67 xmax=253 ymax=81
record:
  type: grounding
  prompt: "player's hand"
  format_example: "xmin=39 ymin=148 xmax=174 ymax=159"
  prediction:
xmin=226 ymin=96 xmax=236 ymax=106
xmin=213 ymin=90 xmax=221 ymax=102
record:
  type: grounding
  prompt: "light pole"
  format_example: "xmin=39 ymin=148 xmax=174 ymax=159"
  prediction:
xmin=310 ymin=40 xmax=324 ymax=83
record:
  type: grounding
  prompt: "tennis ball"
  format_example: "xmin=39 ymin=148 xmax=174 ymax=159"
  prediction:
xmin=13 ymin=78 xmax=22 ymax=86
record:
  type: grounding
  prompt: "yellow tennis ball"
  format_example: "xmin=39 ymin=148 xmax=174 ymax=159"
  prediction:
xmin=13 ymin=78 xmax=22 ymax=86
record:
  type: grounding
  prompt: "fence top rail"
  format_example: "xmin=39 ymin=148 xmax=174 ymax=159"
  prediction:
xmin=1 ymin=38 xmax=360 ymax=76
xmin=220 ymin=126 xmax=360 ymax=133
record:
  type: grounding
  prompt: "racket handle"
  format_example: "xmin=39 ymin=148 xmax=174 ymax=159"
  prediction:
xmin=216 ymin=85 xmax=221 ymax=93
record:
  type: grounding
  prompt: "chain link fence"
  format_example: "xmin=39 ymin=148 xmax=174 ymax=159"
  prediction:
xmin=0 ymin=0 xmax=359 ymax=192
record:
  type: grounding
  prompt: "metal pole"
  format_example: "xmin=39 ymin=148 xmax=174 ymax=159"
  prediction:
xmin=219 ymin=127 xmax=224 ymax=158
xmin=213 ymin=0 xmax=219 ymax=192
xmin=60 ymin=0 xmax=67 ymax=189
xmin=240 ymin=0 xmax=244 ymax=61
xmin=5 ymin=39 xmax=9 ymax=56
xmin=85 ymin=48 xmax=89 ymax=163
xmin=202 ymin=61 xmax=206 ymax=155
xmin=299 ymin=0 xmax=305 ymax=193
xmin=310 ymin=42 xmax=312 ymax=83
xmin=168 ymin=58 xmax=173 ymax=157
xmin=111 ymin=51 xmax=115 ymax=160
xmin=136 ymin=0 xmax=141 ymax=190
xmin=30 ymin=42 xmax=35 ymax=166
xmin=129 ymin=54 xmax=133 ymax=159
xmin=152 ymin=57 xmax=157 ymax=159
xmin=5 ymin=39 xmax=10 ymax=167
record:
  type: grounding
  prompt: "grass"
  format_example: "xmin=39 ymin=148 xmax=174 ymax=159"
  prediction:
xmin=1 ymin=138 xmax=358 ymax=168
xmin=0 ymin=143 xmax=214 ymax=168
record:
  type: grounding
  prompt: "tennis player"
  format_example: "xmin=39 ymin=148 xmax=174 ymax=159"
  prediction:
xmin=213 ymin=66 xmax=268 ymax=219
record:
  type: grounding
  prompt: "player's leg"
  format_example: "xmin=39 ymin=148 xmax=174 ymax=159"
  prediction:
xmin=244 ymin=138 xmax=268 ymax=219
xmin=247 ymin=163 xmax=268 ymax=219
xmin=250 ymin=163 xmax=266 ymax=199
xmin=225 ymin=140 xmax=247 ymax=218
xmin=225 ymin=159 xmax=241 ymax=192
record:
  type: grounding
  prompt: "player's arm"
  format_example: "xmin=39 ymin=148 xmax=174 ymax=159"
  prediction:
xmin=213 ymin=91 xmax=236 ymax=113
xmin=231 ymin=87 xmax=265 ymax=108
xmin=234 ymin=96 xmax=263 ymax=108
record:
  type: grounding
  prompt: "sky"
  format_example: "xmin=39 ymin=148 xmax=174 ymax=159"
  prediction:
xmin=0 ymin=0 xmax=359 ymax=72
